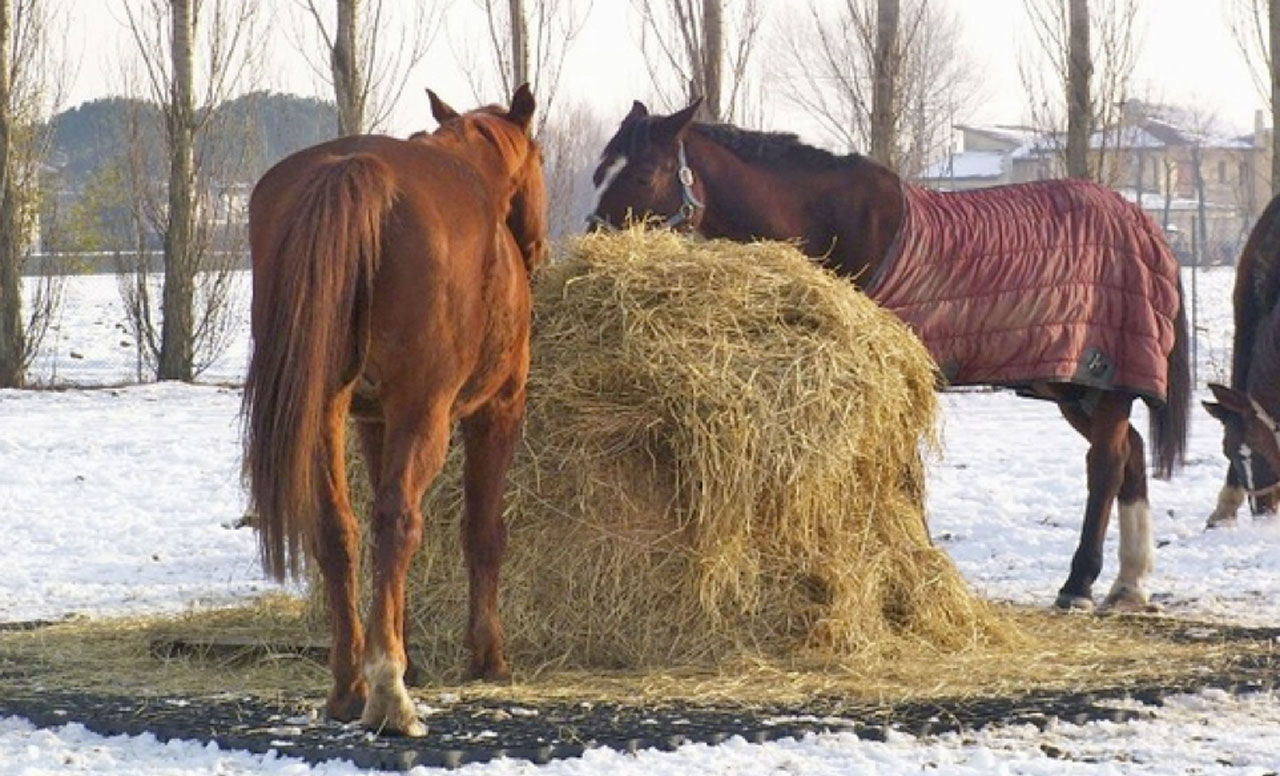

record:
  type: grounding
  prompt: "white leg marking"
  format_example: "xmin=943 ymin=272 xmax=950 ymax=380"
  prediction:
xmin=1206 ymin=484 xmax=1244 ymax=528
xmin=361 ymin=653 xmax=425 ymax=737
xmin=1105 ymin=501 xmax=1155 ymax=611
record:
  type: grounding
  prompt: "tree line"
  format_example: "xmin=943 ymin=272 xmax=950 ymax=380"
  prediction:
xmin=3 ymin=0 xmax=1280 ymax=388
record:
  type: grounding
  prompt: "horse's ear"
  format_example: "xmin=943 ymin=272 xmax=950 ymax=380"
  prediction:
xmin=507 ymin=83 xmax=536 ymax=131
xmin=1209 ymin=383 xmax=1252 ymax=415
xmin=653 ymin=97 xmax=702 ymax=142
xmin=1203 ymin=400 xmax=1230 ymax=423
xmin=428 ymin=89 xmax=460 ymax=125
xmin=626 ymin=100 xmax=649 ymax=121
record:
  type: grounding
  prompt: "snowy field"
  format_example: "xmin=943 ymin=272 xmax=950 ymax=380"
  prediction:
xmin=5 ymin=267 xmax=1280 ymax=774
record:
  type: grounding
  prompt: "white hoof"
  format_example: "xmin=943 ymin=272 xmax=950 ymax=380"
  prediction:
xmin=1054 ymin=593 xmax=1094 ymax=612
xmin=1205 ymin=513 xmax=1238 ymax=530
xmin=1101 ymin=584 xmax=1160 ymax=613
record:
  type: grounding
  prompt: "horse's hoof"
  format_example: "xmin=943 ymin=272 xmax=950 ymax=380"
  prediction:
xmin=1053 ymin=593 xmax=1094 ymax=612
xmin=465 ymin=660 xmax=512 ymax=684
xmin=365 ymin=716 xmax=427 ymax=738
xmin=1101 ymin=590 xmax=1161 ymax=614
xmin=1205 ymin=511 xmax=1238 ymax=529
xmin=404 ymin=658 xmax=426 ymax=688
xmin=326 ymin=686 xmax=367 ymax=723
xmin=361 ymin=696 xmax=426 ymax=738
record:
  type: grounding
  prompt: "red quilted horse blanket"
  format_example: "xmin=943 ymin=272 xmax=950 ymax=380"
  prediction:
xmin=865 ymin=180 xmax=1183 ymax=403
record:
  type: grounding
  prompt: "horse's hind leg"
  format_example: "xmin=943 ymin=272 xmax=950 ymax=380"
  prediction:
xmin=1102 ymin=423 xmax=1158 ymax=612
xmin=1054 ymin=393 xmax=1133 ymax=611
xmin=459 ymin=384 xmax=525 ymax=682
xmin=314 ymin=389 xmax=367 ymax=722
xmin=354 ymin=416 xmax=423 ymax=688
xmin=360 ymin=400 xmax=451 ymax=738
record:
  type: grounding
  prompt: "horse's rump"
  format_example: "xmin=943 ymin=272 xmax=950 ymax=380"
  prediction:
xmin=867 ymin=179 xmax=1183 ymax=404
xmin=243 ymin=150 xmax=398 ymax=581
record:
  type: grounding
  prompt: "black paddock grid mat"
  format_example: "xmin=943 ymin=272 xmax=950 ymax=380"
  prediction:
xmin=3 ymin=624 xmax=1280 ymax=771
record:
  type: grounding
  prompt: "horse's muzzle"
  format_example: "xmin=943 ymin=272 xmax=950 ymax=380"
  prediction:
xmin=585 ymin=212 xmax=617 ymax=233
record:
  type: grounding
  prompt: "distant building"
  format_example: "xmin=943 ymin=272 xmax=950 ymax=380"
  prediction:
xmin=917 ymin=101 xmax=1269 ymax=265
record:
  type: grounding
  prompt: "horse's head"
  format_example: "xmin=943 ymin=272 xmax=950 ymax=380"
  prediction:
xmin=428 ymin=84 xmax=549 ymax=272
xmin=588 ymin=98 xmax=704 ymax=232
xmin=1205 ymin=382 xmax=1280 ymax=510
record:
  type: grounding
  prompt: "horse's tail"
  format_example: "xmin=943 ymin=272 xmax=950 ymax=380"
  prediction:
xmin=242 ymin=153 xmax=396 ymax=581
xmin=1150 ymin=273 xmax=1190 ymax=480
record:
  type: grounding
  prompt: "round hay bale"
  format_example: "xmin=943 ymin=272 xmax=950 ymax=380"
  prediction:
xmin=331 ymin=228 xmax=1007 ymax=673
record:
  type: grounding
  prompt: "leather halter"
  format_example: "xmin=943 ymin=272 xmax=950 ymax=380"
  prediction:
xmin=588 ymin=140 xmax=704 ymax=231
xmin=1235 ymin=396 xmax=1280 ymax=501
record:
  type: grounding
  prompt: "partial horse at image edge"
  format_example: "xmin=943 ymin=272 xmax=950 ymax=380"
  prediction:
xmin=241 ymin=85 xmax=547 ymax=737
xmin=589 ymin=99 xmax=1189 ymax=614
xmin=1205 ymin=190 xmax=1280 ymax=526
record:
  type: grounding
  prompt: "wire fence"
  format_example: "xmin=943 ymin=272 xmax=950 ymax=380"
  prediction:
xmin=19 ymin=264 xmax=1239 ymax=392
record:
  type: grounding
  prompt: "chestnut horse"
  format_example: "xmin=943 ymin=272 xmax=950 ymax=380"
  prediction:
xmin=590 ymin=100 xmax=1190 ymax=613
xmin=1204 ymin=192 xmax=1280 ymax=526
xmin=242 ymin=85 xmax=547 ymax=737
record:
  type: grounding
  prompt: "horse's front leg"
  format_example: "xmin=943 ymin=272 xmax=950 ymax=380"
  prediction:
xmin=1206 ymin=466 xmax=1245 ymax=529
xmin=360 ymin=402 xmax=451 ymax=738
xmin=1055 ymin=395 xmax=1132 ymax=611
xmin=314 ymin=391 xmax=367 ymax=722
xmin=459 ymin=385 xmax=525 ymax=682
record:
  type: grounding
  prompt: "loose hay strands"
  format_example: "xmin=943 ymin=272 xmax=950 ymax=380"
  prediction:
xmin=4 ymin=602 xmax=1279 ymax=711
xmin=335 ymin=227 xmax=1012 ymax=674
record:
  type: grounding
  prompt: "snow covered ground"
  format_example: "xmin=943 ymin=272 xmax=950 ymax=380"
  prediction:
xmin=5 ymin=267 xmax=1280 ymax=774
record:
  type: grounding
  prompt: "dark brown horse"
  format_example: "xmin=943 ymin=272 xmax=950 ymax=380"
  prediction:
xmin=1204 ymin=192 xmax=1280 ymax=526
xmin=590 ymin=99 xmax=1190 ymax=613
xmin=242 ymin=85 xmax=547 ymax=737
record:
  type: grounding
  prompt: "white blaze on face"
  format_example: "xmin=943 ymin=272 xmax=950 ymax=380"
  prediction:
xmin=591 ymin=154 xmax=628 ymax=212
xmin=1240 ymin=443 xmax=1257 ymax=491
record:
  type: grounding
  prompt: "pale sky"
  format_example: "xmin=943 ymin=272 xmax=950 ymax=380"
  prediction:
xmin=62 ymin=0 xmax=1267 ymax=145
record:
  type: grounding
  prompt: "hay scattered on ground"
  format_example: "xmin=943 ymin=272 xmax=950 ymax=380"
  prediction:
xmin=4 ymin=601 xmax=1277 ymax=711
xmin=331 ymin=228 xmax=1010 ymax=673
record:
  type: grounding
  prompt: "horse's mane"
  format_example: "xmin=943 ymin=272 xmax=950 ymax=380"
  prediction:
xmin=1234 ymin=195 xmax=1280 ymax=386
xmin=603 ymin=115 xmax=860 ymax=171
xmin=693 ymin=123 xmax=861 ymax=170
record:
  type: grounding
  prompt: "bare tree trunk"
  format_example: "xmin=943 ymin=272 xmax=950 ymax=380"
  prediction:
xmin=870 ymin=0 xmax=900 ymax=168
xmin=633 ymin=0 xmax=760 ymax=122
xmin=1066 ymin=0 xmax=1092 ymax=179
xmin=776 ymin=0 xmax=976 ymax=175
xmin=509 ymin=0 xmax=529 ymax=88
xmin=159 ymin=0 xmax=196 ymax=381
xmin=0 ymin=0 xmax=20 ymax=387
xmin=333 ymin=0 xmax=364 ymax=135
xmin=1192 ymin=141 xmax=1207 ymax=384
xmin=1271 ymin=0 xmax=1280 ymax=193
xmin=701 ymin=0 xmax=722 ymax=120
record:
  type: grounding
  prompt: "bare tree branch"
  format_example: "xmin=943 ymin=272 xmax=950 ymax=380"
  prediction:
xmin=1226 ymin=0 xmax=1280 ymax=194
xmin=631 ymin=0 xmax=762 ymax=121
xmin=774 ymin=0 xmax=976 ymax=176
xmin=1020 ymin=0 xmax=1142 ymax=183
xmin=0 ymin=0 xmax=69 ymax=386
xmin=117 ymin=0 xmax=260 ymax=380
xmin=459 ymin=0 xmax=591 ymax=133
xmin=296 ymin=0 xmax=440 ymax=135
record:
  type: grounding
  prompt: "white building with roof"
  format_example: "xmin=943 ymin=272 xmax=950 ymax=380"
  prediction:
xmin=916 ymin=102 xmax=1269 ymax=265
